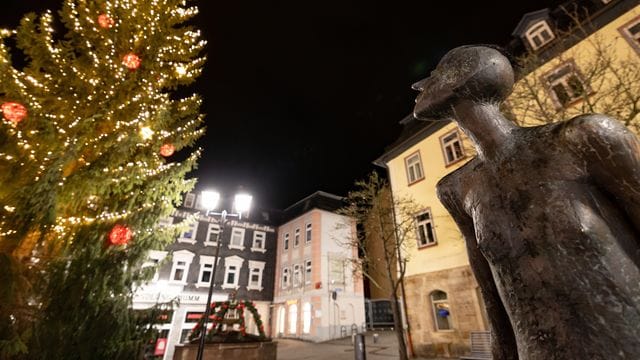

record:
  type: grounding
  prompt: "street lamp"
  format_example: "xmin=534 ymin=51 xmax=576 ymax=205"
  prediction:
xmin=195 ymin=190 xmax=252 ymax=360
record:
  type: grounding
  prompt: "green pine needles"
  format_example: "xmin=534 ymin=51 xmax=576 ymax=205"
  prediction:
xmin=0 ymin=1 xmax=206 ymax=359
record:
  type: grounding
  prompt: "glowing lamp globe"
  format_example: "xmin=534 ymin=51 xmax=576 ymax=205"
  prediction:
xmin=122 ymin=53 xmax=141 ymax=70
xmin=1 ymin=102 xmax=27 ymax=124
xmin=160 ymin=143 xmax=175 ymax=157
xmin=234 ymin=194 xmax=253 ymax=215
xmin=97 ymin=14 xmax=115 ymax=29
xmin=108 ymin=224 xmax=132 ymax=246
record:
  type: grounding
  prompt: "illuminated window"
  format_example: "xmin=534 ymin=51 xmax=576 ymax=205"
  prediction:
xmin=288 ymin=304 xmax=298 ymax=334
xmin=405 ymin=151 xmax=424 ymax=184
xmin=525 ymin=20 xmax=555 ymax=50
xmin=416 ymin=209 xmax=437 ymax=248
xmin=303 ymin=303 xmax=312 ymax=334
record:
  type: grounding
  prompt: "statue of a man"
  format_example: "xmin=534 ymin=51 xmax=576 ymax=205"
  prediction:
xmin=412 ymin=45 xmax=640 ymax=360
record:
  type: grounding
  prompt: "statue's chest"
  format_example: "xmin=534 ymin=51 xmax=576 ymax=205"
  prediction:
xmin=461 ymin=150 xmax=587 ymax=260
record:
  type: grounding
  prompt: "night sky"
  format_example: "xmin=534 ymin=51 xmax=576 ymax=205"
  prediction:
xmin=1 ymin=1 xmax=563 ymax=210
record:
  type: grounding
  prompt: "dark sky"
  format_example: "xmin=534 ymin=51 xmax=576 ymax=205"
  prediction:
xmin=1 ymin=1 xmax=563 ymax=210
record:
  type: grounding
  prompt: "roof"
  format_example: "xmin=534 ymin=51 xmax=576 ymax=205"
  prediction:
xmin=512 ymin=9 xmax=552 ymax=36
xmin=279 ymin=191 xmax=346 ymax=223
xmin=373 ymin=114 xmax=450 ymax=167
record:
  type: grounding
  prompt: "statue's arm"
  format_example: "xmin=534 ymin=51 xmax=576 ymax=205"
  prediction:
xmin=566 ymin=114 xmax=640 ymax=235
xmin=437 ymin=181 xmax=518 ymax=360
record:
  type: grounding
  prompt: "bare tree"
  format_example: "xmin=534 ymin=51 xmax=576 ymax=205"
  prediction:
xmin=507 ymin=7 xmax=640 ymax=132
xmin=338 ymin=171 xmax=421 ymax=360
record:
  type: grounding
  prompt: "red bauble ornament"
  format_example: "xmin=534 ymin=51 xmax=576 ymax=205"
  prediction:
xmin=122 ymin=53 xmax=141 ymax=70
xmin=108 ymin=224 xmax=132 ymax=246
xmin=97 ymin=13 xmax=115 ymax=29
xmin=1 ymin=102 xmax=27 ymax=124
xmin=160 ymin=143 xmax=175 ymax=157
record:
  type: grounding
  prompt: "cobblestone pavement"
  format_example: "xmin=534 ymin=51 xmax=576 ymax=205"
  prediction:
xmin=276 ymin=330 xmax=450 ymax=360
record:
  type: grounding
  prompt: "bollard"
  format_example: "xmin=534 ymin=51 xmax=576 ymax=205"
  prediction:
xmin=373 ymin=333 xmax=379 ymax=344
xmin=354 ymin=333 xmax=366 ymax=360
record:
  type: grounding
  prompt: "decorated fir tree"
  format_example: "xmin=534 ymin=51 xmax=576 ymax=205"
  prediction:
xmin=0 ymin=0 xmax=205 ymax=358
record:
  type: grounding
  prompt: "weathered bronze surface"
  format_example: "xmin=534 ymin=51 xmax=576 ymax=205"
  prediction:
xmin=412 ymin=45 xmax=640 ymax=360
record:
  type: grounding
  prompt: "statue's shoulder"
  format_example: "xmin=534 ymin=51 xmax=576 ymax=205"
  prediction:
xmin=436 ymin=158 xmax=479 ymax=205
xmin=559 ymin=113 xmax=630 ymax=145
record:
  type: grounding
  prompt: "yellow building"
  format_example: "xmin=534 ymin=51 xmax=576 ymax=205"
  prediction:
xmin=375 ymin=0 xmax=640 ymax=358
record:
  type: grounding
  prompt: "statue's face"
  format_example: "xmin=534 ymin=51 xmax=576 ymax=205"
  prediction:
xmin=412 ymin=46 xmax=514 ymax=120
xmin=412 ymin=48 xmax=479 ymax=120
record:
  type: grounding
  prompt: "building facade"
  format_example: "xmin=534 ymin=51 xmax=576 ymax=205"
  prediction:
xmin=272 ymin=191 xmax=366 ymax=342
xmin=132 ymin=192 xmax=278 ymax=360
xmin=375 ymin=0 xmax=640 ymax=358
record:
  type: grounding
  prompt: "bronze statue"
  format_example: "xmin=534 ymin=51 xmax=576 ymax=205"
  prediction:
xmin=412 ymin=45 xmax=640 ymax=360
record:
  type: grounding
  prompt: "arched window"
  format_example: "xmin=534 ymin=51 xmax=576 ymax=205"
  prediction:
xmin=303 ymin=303 xmax=312 ymax=334
xmin=277 ymin=307 xmax=286 ymax=335
xmin=288 ymin=304 xmax=298 ymax=334
xmin=431 ymin=290 xmax=452 ymax=331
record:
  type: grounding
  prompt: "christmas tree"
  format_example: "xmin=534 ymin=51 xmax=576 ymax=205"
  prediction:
xmin=0 ymin=0 xmax=205 ymax=358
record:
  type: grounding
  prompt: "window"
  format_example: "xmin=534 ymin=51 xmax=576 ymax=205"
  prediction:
xmin=303 ymin=303 xmax=312 ymax=334
xmin=143 ymin=250 xmax=168 ymax=282
xmin=416 ymin=209 xmax=437 ymax=248
xmin=620 ymin=16 xmax=640 ymax=54
xmin=277 ymin=307 xmax=286 ymax=335
xmin=222 ymin=256 xmax=244 ymax=289
xmin=329 ymin=259 xmax=345 ymax=284
xmin=177 ymin=221 xmax=198 ymax=244
xmin=204 ymin=223 xmax=220 ymax=246
xmin=305 ymin=223 xmax=312 ymax=244
xmin=170 ymin=250 xmax=194 ymax=284
xmin=405 ymin=151 xmax=424 ymax=184
xmin=525 ymin=20 xmax=555 ymax=50
xmin=304 ymin=259 xmax=312 ymax=285
xmin=431 ymin=290 xmax=452 ymax=331
xmin=293 ymin=264 xmax=302 ymax=287
xmin=544 ymin=61 xmax=587 ymax=108
xmin=158 ymin=216 xmax=173 ymax=228
xmin=247 ymin=260 xmax=265 ymax=291
xmin=282 ymin=266 xmax=290 ymax=289
xmin=251 ymin=231 xmax=266 ymax=253
xmin=288 ymin=304 xmax=298 ymax=334
xmin=294 ymin=228 xmax=300 ymax=247
xmin=184 ymin=193 xmax=196 ymax=208
xmin=440 ymin=129 xmax=465 ymax=166
xmin=284 ymin=233 xmax=290 ymax=250
xmin=197 ymin=255 xmax=217 ymax=287
xmin=228 ymin=227 xmax=245 ymax=250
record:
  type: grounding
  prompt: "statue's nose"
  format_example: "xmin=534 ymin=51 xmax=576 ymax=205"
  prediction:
xmin=411 ymin=77 xmax=430 ymax=91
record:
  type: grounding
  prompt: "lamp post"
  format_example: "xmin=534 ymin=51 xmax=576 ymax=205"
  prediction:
xmin=195 ymin=191 xmax=252 ymax=360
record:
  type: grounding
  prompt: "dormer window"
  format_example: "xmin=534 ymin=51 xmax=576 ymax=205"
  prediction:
xmin=525 ymin=20 xmax=555 ymax=50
